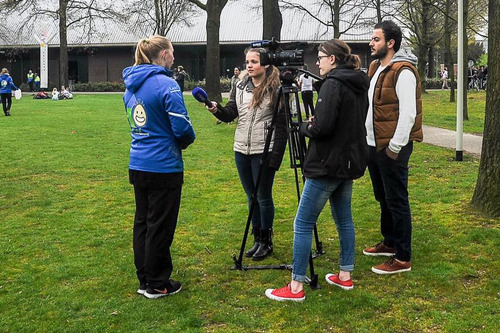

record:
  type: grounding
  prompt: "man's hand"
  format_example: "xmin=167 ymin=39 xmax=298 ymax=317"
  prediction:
xmin=385 ymin=147 xmax=398 ymax=160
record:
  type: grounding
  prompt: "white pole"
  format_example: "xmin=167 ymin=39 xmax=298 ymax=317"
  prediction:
xmin=456 ymin=0 xmax=464 ymax=161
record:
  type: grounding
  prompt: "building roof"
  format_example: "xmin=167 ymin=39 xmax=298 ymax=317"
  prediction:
xmin=1 ymin=0 xmax=379 ymax=48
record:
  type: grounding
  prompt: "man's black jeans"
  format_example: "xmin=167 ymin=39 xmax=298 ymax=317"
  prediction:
xmin=367 ymin=142 xmax=413 ymax=262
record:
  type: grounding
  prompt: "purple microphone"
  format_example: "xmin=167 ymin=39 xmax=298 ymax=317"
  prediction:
xmin=192 ymin=87 xmax=214 ymax=108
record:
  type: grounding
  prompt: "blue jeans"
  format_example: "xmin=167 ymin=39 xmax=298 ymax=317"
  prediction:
xmin=367 ymin=143 xmax=413 ymax=261
xmin=235 ymin=152 xmax=276 ymax=229
xmin=292 ymin=177 xmax=355 ymax=282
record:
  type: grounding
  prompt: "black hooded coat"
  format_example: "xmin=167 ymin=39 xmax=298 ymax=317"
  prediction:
xmin=299 ymin=65 xmax=370 ymax=180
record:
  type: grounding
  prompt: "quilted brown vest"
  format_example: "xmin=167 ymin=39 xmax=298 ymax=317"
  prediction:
xmin=368 ymin=60 xmax=423 ymax=151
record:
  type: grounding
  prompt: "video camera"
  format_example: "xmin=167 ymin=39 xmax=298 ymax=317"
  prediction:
xmin=250 ymin=38 xmax=308 ymax=85
xmin=250 ymin=38 xmax=307 ymax=68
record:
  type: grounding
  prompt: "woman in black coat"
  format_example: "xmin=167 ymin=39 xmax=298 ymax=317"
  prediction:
xmin=265 ymin=39 xmax=369 ymax=302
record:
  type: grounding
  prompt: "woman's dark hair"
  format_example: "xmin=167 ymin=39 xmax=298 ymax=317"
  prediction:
xmin=318 ymin=39 xmax=361 ymax=70
xmin=374 ymin=21 xmax=402 ymax=52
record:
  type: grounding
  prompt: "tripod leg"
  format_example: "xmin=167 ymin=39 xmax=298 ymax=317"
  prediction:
xmin=312 ymin=225 xmax=324 ymax=257
xmin=233 ymin=201 xmax=255 ymax=270
xmin=306 ymin=252 xmax=320 ymax=289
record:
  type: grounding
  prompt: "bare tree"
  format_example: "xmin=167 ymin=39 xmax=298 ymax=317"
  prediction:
xmin=396 ymin=0 xmax=443 ymax=93
xmin=280 ymin=0 xmax=372 ymax=39
xmin=0 ymin=0 xmax=124 ymax=87
xmin=471 ymin=0 xmax=500 ymax=217
xmin=365 ymin=0 xmax=400 ymax=23
xmin=127 ymin=0 xmax=197 ymax=36
xmin=188 ymin=0 xmax=229 ymax=102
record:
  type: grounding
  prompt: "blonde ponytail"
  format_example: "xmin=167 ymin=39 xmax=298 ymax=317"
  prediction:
xmin=134 ymin=35 xmax=172 ymax=66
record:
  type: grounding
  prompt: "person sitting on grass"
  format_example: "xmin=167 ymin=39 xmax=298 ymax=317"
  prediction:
xmin=52 ymin=88 xmax=59 ymax=101
xmin=33 ymin=90 xmax=50 ymax=99
xmin=60 ymin=86 xmax=73 ymax=99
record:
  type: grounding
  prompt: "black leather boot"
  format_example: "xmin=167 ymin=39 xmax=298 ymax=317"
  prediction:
xmin=252 ymin=228 xmax=273 ymax=260
xmin=245 ymin=227 xmax=261 ymax=257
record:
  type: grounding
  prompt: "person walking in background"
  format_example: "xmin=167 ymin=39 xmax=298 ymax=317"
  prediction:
xmin=34 ymin=73 xmax=40 ymax=91
xmin=230 ymin=67 xmax=241 ymax=91
xmin=265 ymin=39 xmax=369 ymax=302
xmin=174 ymin=65 xmax=189 ymax=92
xmin=27 ymin=69 xmax=34 ymax=92
xmin=205 ymin=47 xmax=287 ymax=261
xmin=216 ymin=67 xmax=242 ymax=125
xmin=298 ymin=65 xmax=315 ymax=118
xmin=440 ymin=67 xmax=448 ymax=90
xmin=123 ymin=35 xmax=196 ymax=299
xmin=0 ymin=68 xmax=19 ymax=116
xmin=363 ymin=21 xmax=423 ymax=274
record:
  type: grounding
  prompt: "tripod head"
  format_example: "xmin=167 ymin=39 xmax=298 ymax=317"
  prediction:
xmin=278 ymin=67 xmax=299 ymax=86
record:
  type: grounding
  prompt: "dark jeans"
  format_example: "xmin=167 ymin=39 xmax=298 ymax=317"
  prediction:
xmin=301 ymin=90 xmax=314 ymax=118
xmin=131 ymin=170 xmax=183 ymax=289
xmin=235 ymin=152 xmax=276 ymax=229
xmin=1 ymin=93 xmax=12 ymax=114
xmin=367 ymin=143 xmax=413 ymax=261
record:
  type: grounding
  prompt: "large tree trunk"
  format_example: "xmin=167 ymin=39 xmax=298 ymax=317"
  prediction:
xmin=59 ymin=0 xmax=68 ymax=88
xmin=205 ymin=1 xmax=224 ymax=102
xmin=189 ymin=0 xmax=227 ymax=102
xmin=471 ymin=0 xmax=500 ymax=218
xmin=262 ymin=0 xmax=282 ymax=40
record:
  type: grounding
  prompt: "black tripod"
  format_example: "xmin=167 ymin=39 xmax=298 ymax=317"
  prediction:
xmin=232 ymin=68 xmax=324 ymax=289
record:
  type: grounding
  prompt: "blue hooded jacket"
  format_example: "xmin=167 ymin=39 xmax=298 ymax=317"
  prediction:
xmin=0 ymin=74 xmax=18 ymax=94
xmin=123 ymin=64 xmax=195 ymax=173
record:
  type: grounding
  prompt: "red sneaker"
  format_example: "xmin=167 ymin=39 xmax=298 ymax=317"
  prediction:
xmin=325 ymin=273 xmax=354 ymax=290
xmin=265 ymin=284 xmax=305 ymax=302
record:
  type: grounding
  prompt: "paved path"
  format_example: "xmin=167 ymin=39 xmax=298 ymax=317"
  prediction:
xmin=422 ymin=125 xmax=483 ymax=157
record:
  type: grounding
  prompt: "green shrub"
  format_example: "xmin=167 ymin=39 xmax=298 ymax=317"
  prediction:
xmin=184 ymin=78 xmax=232 ymax=92
xmin=72 ymin=81 xmax=125 ymax=92
xmin=67 ymin=78 xmax=231 ymax=92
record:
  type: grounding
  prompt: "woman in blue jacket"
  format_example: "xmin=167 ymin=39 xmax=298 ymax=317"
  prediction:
xmin=123 ymin=35 xmax=195 ymax=299
xmin=0 ymin=68 xmax=19 ymax=116
xmin=265 ymin=39 xmax=369 ymax=302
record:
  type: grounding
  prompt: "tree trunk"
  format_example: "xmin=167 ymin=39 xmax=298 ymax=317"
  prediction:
xmin=59 ymin=0 xmax=68 ymax=88
xmin=428 ymin=46 xmax=435 ymax=79
xmin=333 ymin=0 xmax=340 ymax=38
xmin=375 ymin=0 xmax=382 ymax=22
xmin=417 ymin=45 xmax=428 ymax=93
xmin=444 ymin=0 xmax=455 ymax=102
xmin=462 ymin=0 xmax=469 ymax=120
xmin=471 ymin=0 xmax=500 ymax=218
xmin=204 ymin=0 xmax=227 ymax=102
xmin=417 ymin=0 xmax=431 ymax=93
xmin=262 ymin=0 xmax=282 ymax=40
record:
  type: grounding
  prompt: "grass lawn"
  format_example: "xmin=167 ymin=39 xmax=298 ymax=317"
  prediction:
xmin=0 ymin=93 xmax=498 ymax=332
xmin=423 ymin=90 xmax=486 ymax=135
